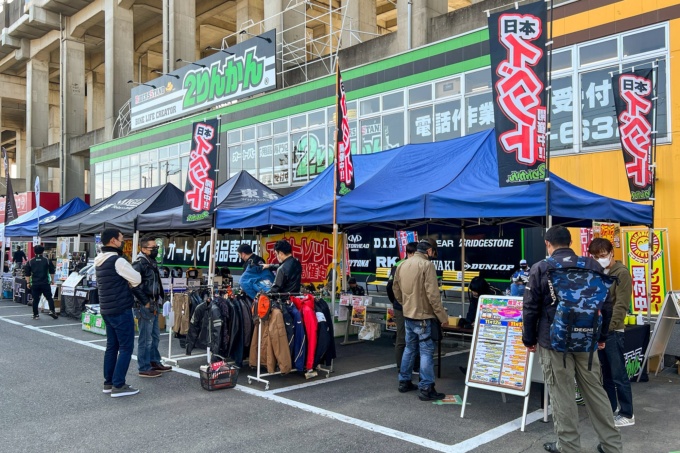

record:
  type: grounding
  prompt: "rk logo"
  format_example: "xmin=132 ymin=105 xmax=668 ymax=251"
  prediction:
xmin=347 ymin=234 xmax=362 ymax=243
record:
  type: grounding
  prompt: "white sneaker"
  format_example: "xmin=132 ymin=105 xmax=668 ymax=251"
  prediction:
xmin=614 ymin=414 xmax=635 ymax=427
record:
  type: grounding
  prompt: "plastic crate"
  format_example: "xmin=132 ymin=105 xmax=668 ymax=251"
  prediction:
xmin=199 ymin=361 xmax=239 ymax=391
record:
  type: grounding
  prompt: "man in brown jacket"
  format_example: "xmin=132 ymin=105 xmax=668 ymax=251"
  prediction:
xmin=393 ymin=238 xmax=449 ymax=401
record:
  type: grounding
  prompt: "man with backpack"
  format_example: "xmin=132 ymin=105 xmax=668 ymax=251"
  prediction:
xmin=522 ymin=226 xmax=622 ymax=453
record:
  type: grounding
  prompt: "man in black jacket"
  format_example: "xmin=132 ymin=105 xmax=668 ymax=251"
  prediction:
xmin=264 ymin=239 xmax=302 ymax=295
xmin=24 ymin=245 xmax=57 ymax=320
xmin=132 ymin=235 xmax=172 ymax=378
xmin=94 ymin=228 xmax=142 ymax=398
xmin=13 ymin=245 xmax=26 ymax=268
xmin=522 ymin=226 xmax=621 ymax=453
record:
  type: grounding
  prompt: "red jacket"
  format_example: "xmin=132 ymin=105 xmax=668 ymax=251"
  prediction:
xmin=291 ymin=294 xmax=317 ymax=371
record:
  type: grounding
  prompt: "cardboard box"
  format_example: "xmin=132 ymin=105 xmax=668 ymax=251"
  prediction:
xmin=81 ymin=312 xmax=107 ymax=336
xmin=648 ymin=355 xmax=664 ymax=373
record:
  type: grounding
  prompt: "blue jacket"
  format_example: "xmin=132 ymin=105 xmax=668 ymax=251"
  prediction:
xmin=239 ymin=265 xmax=275 ymax=299
xmin=286 ymin=302 xmax=306 ymax=372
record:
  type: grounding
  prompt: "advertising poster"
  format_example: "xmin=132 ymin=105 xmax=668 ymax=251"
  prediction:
xmin=386 ymin=308 xmax=397 ymax=332
xmin=56 ymin=259 xmax=71 ymax=281
xmin=351 ymin=304 xmax=366 ymax=327
xmin=261 ymin=232 xmax=343 ymax=286
xmin=183 ymin=119 xmax=219 ymax=223
xmin=625 ymin=230 xmax=666 ymax=314
xmin=396 ymin=230 xmax=418 ymax=259
xmin=593 ymin=221 xmax=621 ymax=248
xmin=57 ymin=237 xmax=70 ymax=259
xmin=468 ymin=296 xmax=530 ymax=391
xmin=579 ymin=228 xmax=593 ymax=256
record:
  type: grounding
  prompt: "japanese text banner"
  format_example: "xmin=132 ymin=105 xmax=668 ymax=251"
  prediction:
xmin=183 ymin=119 xmax=219 ymax=223
xmin=625 ymin=230 xmax=666 ymax=315
xmin=262 ymin=232 xmax=343 ymax=285
xmin=612 ymin=69 xmax=654 ymax=201
xmin=336 ymin=65 xmax=355 ymax=196
xmin=488 ymin=1 xmax=548 ymax=187
xmin=2 ymin=147 xmax=18 ymax=225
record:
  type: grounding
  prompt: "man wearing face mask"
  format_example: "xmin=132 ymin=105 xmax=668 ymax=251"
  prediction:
xmin=588 ymin=238 xmax=635 ymax=427
xmin=510 ymin=259 xmax=530 ymax=296
xmin=393 ymin=238 xmax=449 ymax=401
xmin=132 ymin=235 xmax=172 ymax=378
xmin=263 ymin=239 xmax=302 ymax=295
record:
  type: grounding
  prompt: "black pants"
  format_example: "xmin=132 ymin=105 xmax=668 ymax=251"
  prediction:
xmin=31 ymin=283 xmax=55 ymax=316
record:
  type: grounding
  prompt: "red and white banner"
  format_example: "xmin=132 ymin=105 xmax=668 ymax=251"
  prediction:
xmin=612 ymin=69 xmax=654 ymax=201
xmin=335 ymin=64 xmax=355 ymax=196
xmin=183 ymin=119 xmax=219 ymax=223
xmin=488 ymin=2 xmax=548 ymax=186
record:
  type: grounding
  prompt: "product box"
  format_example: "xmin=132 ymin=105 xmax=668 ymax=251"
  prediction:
xmin=81 ymin=312 xmax=107 ymax=336
xmin=648 ymin=355 xmax=663 ymax=373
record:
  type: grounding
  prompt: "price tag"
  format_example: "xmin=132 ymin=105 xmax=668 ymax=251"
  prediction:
xmin=95 ymin=318 xmax=102 ymax=328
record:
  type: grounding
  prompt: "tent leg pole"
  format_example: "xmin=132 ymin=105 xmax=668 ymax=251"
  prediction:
xmin=461 ymin=226 xmax=466 ymax=316
xmin=131 ymin=231 xmax=139 ymax=259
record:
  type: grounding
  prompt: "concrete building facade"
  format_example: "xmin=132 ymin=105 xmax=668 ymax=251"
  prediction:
xmin=1 ymin=0 xmax=679 ymax=280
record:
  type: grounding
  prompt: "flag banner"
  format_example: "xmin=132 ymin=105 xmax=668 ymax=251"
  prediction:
xmin=2 ymin=147 xmax=18 ymax=225
xmin=183 ymin=119 xmax=219 ymax=223
xmin=336 ymin=66 xmax=355 ymax=195
xmin=489 ymin=1 xmax=548 ymax=187
xmin=612 ymin=69 xmax=654 ymax=201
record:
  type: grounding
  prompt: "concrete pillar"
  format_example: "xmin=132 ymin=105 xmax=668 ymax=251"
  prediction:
xmin=49 ymin=105 xmax=60 ymax=144
xmin=63 ymin=39 xmax=86 ymax=201
xmin=86 ymin=72 xmax=105 ymax=131
xmin=26 ymin=58 xmax=50 ymax=190
xmin=164 ymin=0 xmax=196 ymax=72
xmin=397 ymin=0 xmax=447 ymax=50
xmin=104 ymin=0 xmax=134 ymax=138
xmin=14 ymin=130 xmax=25 ymax=179
xmin=342 ymin=0 xmax=377 ymax=48
xmin=237 ymin=0 xmax=263 ymax=31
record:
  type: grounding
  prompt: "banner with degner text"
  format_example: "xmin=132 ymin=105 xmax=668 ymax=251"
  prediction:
xmin=612 ymin=69 xmax=654 ymax=202
xmin=182 ymin=119 xmax=219 ymax=223
xmin=488 ymin=2 xmax=548 ymax=187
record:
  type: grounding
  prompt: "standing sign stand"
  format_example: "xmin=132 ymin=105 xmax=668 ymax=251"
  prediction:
xmin=639 ymin=291 xmax=680 ymax=378
xmin=460 ymin=295 xmax=535 ymax=432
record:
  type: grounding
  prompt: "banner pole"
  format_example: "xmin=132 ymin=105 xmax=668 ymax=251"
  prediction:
xmin=208 ymin=115 xmax=223 ymax=297
xmin=647 ymin=63 xmax=659 ymax=324
xmin=545 ymin=0 xmax=555 ymax=229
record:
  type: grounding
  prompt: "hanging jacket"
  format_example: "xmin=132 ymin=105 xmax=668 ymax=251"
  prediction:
xmin=291 ymin=294 xmax=317 ymax=371
xmin=286 ymin=302 xmax=306 ymax=372
xmin=171 ymin=293 xmax=190 ymax=335
xmin=240 ymin=265 xmax=276 ymax=299
xmin=228 ymin=298 xmax=244 ymax=367
xmin=314 ymin=298 xmax=336 ymax=366
xmin=275 ymin=300 xmax=295 ymax=359
xmin=215 ymin=297 xmax=232 ymax=357
xmin=249 ymin=318 xmax=271 ymax=367
xmin=236 ymin=295 xmax=253 ymax=351
xmin=267 ymin=307 xmax=292 ymax=374
xmin=186 ymin=301 xmax=222 ymax=355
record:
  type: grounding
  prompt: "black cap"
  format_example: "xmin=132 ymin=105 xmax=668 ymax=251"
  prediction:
xmin=348 ymin=277 xmax=357 ymax=284
xmin=236 ymin=243 xmax=252 ymax=254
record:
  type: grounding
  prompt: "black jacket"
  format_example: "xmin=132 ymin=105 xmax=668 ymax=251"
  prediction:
xmin=131 ymin=252 xmax=164 ymax=307
xmin=95 ymin=247 xmax=137 ymax=316
xmin=186 ymin=301 xmax=222 ymax=355
xmin=242 ymin=253 xmax=265 ymax=270
xmin=269 ymin=256 xmax=302 ymax=295
xmin=13 ymin=250 xmax=26 ymax=264
xmin=24 ymin=255 xmax=55 ymax=285
xmin=522 ymin=248 xmax=613 ymax=349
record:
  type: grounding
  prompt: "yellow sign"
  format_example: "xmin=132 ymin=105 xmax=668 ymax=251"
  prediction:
xmin=261 ymin=232 xmax=343 ymax=286
xmin=593 ymin=221 xmax=621 ymax=248
xmin=624 ymin=230 xmax=666 ymax=314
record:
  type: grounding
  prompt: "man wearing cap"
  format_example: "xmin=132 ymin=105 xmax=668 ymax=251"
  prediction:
xmin=237 ymin=243 xmax=273 ymax=299
xmin=348 ymin=277 xmax=365 ymax=296
xmin=510 ymin=259 xmax=530 ymax=296
xmin=393 ymin=238 xmax=449 ymax=401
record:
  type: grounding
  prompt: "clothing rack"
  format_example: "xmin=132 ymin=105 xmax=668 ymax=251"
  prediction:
xmin=247 ymin=292 xmax=332 ymax=390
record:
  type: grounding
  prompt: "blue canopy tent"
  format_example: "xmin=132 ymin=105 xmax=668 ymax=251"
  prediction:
xmin=4 ymin=197 xmax=89 ymax=239
xmin=0 ymin=206 xmax=50 ymax=241
xmin=215 ymin=129 xmax=652 ymax=230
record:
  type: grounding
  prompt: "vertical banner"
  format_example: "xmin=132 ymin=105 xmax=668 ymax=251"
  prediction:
xmin=612 ymin=70 xmax=654 ymax=201
xmin=1 ymin=147 xmax=18 ymax=225
xmin=183 ymin=119 xmax=219 ymax=223
xmin=625 ymin=230 xmax=666 ymax=314
xmin=489 ymin=2 xmax=548 ymax=186
xmin=261 ymin=232 xmax=343 ymax=285
xmin=396 ymin=230 xmax=418 ymax=259
xmin=336 ymin=65 xmax=355 ymax=195
xmin=579 ymin=228 xmax=593 ymax=257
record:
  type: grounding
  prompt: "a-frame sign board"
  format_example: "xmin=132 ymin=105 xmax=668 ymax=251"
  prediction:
xmin=639 ymin=291 xmax=680 ymax=378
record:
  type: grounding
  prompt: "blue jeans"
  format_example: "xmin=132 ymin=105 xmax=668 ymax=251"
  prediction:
xmin=135 ymin=306 xmax=161 ymax=372
xmin=399 ymin=318 xmax=435 ymax=389
xmin=598 ymin=331 xmax=634 ymax=418
xmin=510 ymin=283 xmax=525 ymax=296
xmin=102 ymin=310 xmax=135 ymax=388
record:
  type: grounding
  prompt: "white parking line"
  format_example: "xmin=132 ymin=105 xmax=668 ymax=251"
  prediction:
xmin=37 ymin=323 xmax=83 ymax=328
xmin=1 ymin=315 xmax=545 ymax=453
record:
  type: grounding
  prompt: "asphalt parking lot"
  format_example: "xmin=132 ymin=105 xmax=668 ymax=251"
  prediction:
xmin=1 ymin=298 xmax=679 ymax=453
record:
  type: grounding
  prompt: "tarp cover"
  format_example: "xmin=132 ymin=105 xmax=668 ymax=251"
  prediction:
xmin=4 ymin=197 xmax=89 ymax=238
xmin=215 ymin=129 xmax=652 ymax=230
xmin=39 ymin=184 xmax=184 ymax=236
xmin=136 ymin=171 xmax=282 ymax=233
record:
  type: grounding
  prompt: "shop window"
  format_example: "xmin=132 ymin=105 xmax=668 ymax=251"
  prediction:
xmin=227 ymin=130 xmax=241 ymax=144
xmin=434 ymin=100 xmax=462 ymax=142
xmin=308 ymin=110 xmax=325 ymax=126
xmin=111 ymin=170 xmax=120 ymax=192
xmin=258 ymin=123 xmax=272 ymax=138
xmin=273 ymin=136 xmax=289 ymax=185
xmin=120 ymin=168 xmax=130 ymax=191
xmin=168 ymin=144 xmax=179 ymax=158
xmin=360 ymin=97 xmax=380 ymax=116
xmin=346 ymin=101 xmax=357 ymax=120
xmin=579 ymin=65 xmax=618 ymax=148
xmin=360 ymin=117 xmax=381 ymax=154
xmin=129 ymin=166 xmax=140 ymax=190
xmin=120 ymin=156 xmax=129 ymax=168
xmin=409 ymin=106 xmax=434 ymax=144
xmin=303 ymin=128 xmax=328 ymax=177
xmin=327 ymin=106 xmax=336 ymax=124
xmin=623 ymin=27 xmax=665 ymax=57
xmin=626 ymin=58 xmax=669 ymax=140
xmin=111 ymin=159 xmax=120 ymax=171
xmin=291 ymin=115 xmax=306 ymax=131
xmin=465 ymin=69 xmax=492 ymax=94
xmin=94 ymin=163 xmax=103 ymax=174
xmin=95 ymin=173 xmax=103 ymax=200
xmin=435 ymin=78 xmax=461 ymax=99
xmin=179 ymin=141 xmax=190 ymax=156
xmin=291 ymin=132 xmax=308 ymax=182
xmin=258 ymin=138 xmax=274 ymax=186
xmin=103 ymin=161 xmax=111 ymax=172
xmin=273 ymin=119 xmax=288 ymax=135
xmin=551 ymin=50 xmax=572 ymax=72
xmin=103 ymin=173 xmax=111 ymax=198
xmin=465 ymin=92 xmax=494 ymax=134
xmin=159 ymin=146 xmax=169 ymax=160
xmin=549 ymin=76 xmax=574 ymax=151
xmin=242 ymin=142 xmax=256 ymax=176
xmin=228 ymin=145 xmax=242 ymax=178
xmin=409 ymin=85 xmax=432 ymax=105
xmin=383 ymin=91 xmax=404 ymax=110
xmin=130 ymin=154 xmax=139 ymax=167
xmin=579 ymin=39 xmax=616 ymax=67
xmin=383 ymin=112 xmax=404 ymax=149
xmin=243 ymin=127 xmax=255 ymax=142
